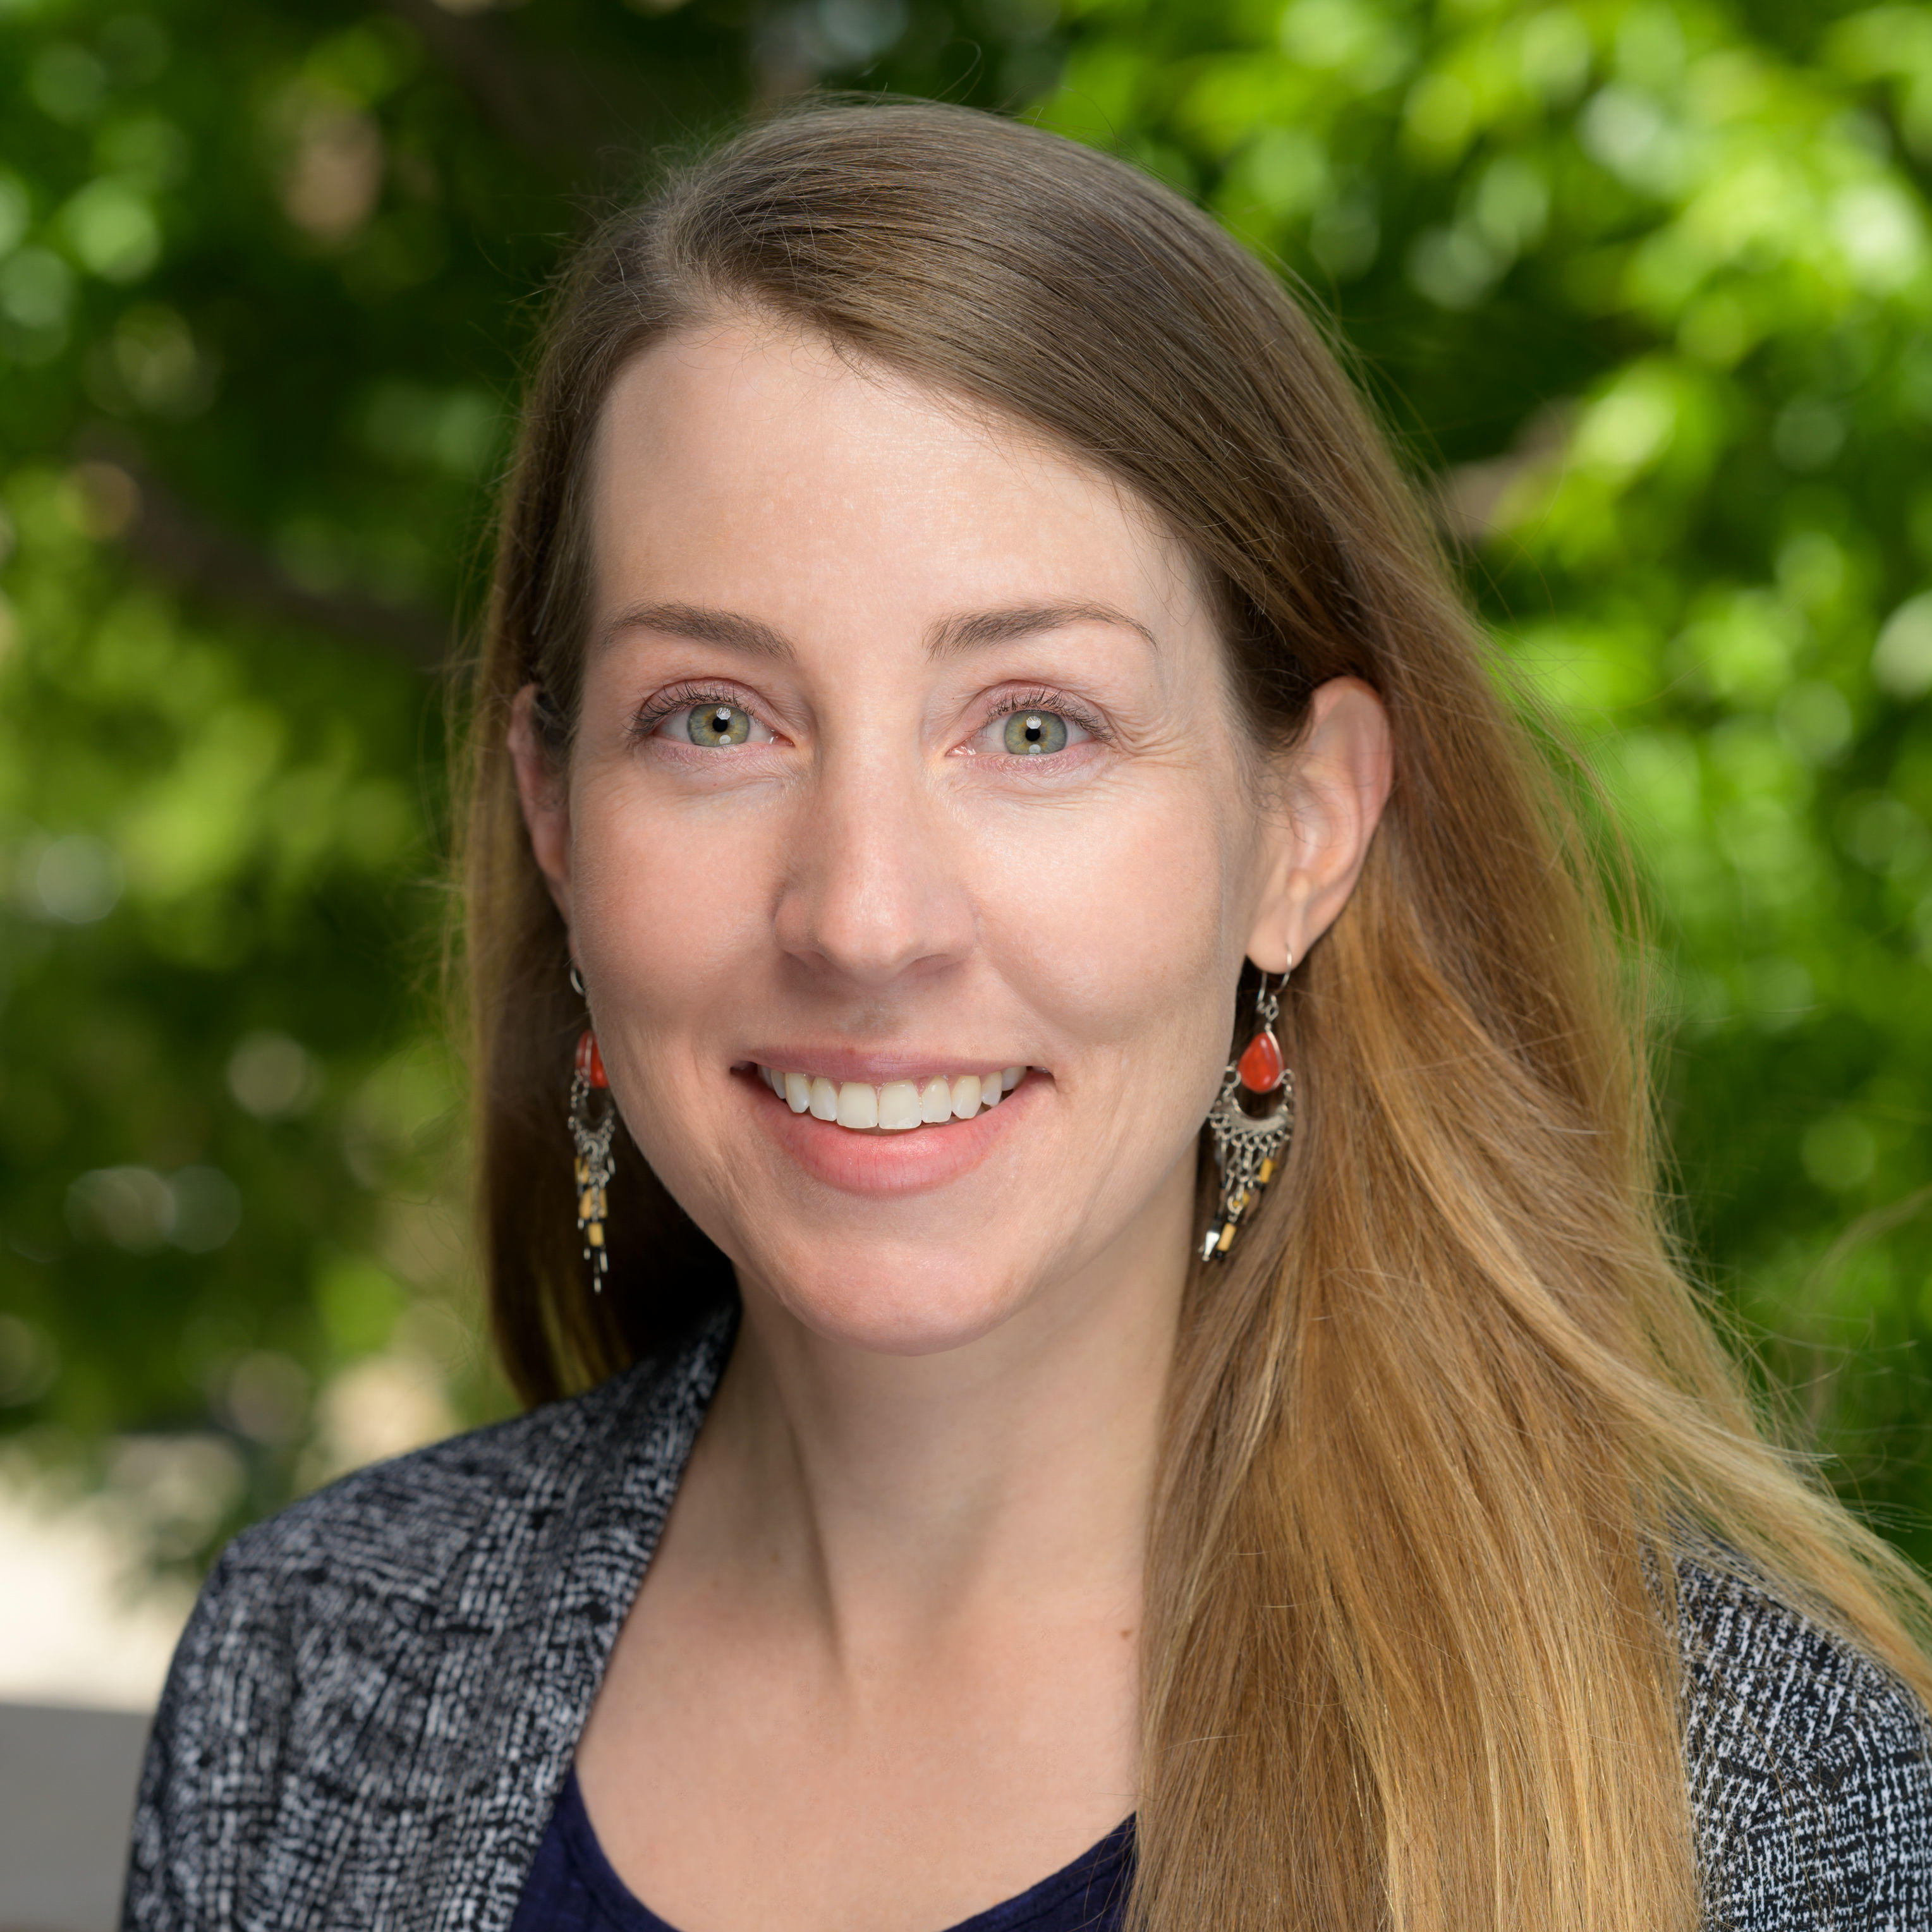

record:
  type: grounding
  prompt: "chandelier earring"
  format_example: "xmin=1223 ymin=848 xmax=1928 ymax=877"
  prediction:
xmin=1202 ymin=952 xmax=1297 ymax=1261
xmin=568 ymin=1026 xmax=616 ymax=1291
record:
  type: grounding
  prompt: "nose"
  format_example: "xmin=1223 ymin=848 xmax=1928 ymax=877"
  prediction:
xmin=772 ymin=743 xmax=976 ymax=991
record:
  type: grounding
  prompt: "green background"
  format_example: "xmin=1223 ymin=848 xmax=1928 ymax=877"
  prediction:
xmin=3 ymin=0 xmax=1930 ymax=1579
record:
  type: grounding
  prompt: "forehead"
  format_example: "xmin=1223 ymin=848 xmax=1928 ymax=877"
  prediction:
xmin=586 ymin=317 xmax=1208 ymax=633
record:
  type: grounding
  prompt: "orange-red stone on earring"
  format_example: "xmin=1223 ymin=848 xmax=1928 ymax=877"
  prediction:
xmin=1237 ymin=1028 xmax=1284 ymax=1093
xmin=575 ymin=1031 xmax=608 ymax=1089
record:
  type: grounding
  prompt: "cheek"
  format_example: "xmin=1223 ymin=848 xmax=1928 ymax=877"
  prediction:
xmin=979 ymin=777 xmax=1243 ymax=1068
xmin=565 ymin=770 xmax=779 ymax=1019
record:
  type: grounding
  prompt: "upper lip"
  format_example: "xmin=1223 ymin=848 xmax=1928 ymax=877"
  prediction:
xmin=738 ymin=1050 xmax=1032 ymax=1083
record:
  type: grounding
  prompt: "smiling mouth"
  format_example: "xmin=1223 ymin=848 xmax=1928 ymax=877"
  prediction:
xmin=751 ymin=1064 xmax=1027 ymax=1132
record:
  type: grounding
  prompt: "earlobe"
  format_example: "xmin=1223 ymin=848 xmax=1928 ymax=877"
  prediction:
xmin=1246 ymin=676 xmax=1392 ymax=972
xmin=507 ymin=683 xmax=575 ymax=925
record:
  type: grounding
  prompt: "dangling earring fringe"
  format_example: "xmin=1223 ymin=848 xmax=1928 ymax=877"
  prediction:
xmin=569 ymin=1030 xmax=616 ymax=1290
xmin=1203 ymin=959 xmax=1296 ymax=1261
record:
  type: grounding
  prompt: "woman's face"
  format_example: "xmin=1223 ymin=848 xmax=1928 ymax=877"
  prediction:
xmin=514 ymin=318 xmax=1360 ymax=1356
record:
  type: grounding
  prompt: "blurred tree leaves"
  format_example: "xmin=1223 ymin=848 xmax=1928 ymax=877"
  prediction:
xmin=2 ymin=0 xmax=1930 ymax=1572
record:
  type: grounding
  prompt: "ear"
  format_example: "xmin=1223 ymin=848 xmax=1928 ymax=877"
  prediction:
xmin=1246 ymin=676 xmax=1393 ymax=973
xmin=507 ymin=683 xmax=576 ymax=930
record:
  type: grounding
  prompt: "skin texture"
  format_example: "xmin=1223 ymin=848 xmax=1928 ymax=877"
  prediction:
xmin=509 ymin=317 xmax=1392 ymax=1932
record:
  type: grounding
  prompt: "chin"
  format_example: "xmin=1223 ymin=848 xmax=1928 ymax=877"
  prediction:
xmin=743 ymin=1240 xmax=1035 ymax=1358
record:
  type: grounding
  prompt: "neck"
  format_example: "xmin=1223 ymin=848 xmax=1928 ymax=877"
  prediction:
xmin=686 ymin=1163 xmax=1195 ymax=1658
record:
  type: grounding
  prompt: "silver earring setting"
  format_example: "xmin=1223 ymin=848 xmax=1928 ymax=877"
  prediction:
xmin=1203 ymin=957 xmax=1296 ymax=1261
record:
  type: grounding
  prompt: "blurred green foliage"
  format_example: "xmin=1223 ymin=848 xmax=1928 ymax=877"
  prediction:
xmin=1 ymin=0 xmax=1929 ymax=1574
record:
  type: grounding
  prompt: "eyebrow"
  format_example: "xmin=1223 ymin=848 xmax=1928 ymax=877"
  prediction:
xmin=600 ymin=598 xmax=1158 ymax=662
xmin=600 ymin=602 xmax=793 ymax=659
xmin=925 ymin=601 xmax=1159 ymax=658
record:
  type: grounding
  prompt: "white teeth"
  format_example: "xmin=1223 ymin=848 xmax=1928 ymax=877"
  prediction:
xmin=878 ymin=1080 xmax=921 ymax=1130
xmin=760 ymin=1064 xmax=1028 ymax=1131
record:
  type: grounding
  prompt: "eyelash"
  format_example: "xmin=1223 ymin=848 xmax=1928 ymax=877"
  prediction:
xmin=980 ymin=688 xmax=1110 ymax=750
xmin=627 ymin=681 xmax=764 ymax=744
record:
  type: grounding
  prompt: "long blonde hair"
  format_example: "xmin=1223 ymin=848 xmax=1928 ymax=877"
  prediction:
xmin=459 ymin=99 xmax=1932 ymax=1931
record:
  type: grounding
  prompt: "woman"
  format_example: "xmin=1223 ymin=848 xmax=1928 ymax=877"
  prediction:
xmin=126 ymin=102 xmax=1932 ymax=1932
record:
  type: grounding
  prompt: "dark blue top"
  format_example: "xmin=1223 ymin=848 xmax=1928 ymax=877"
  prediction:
xmin=508 ymin=1768 xmax=1133 ymax=1932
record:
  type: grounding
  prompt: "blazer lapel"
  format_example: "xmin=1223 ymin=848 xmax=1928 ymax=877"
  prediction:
xmin=415 ymin=1308 xmax=736 ymax=1931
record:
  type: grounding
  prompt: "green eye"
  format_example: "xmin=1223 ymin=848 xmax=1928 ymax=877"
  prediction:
xmin=1003 ymin=710 xmax=1068 ymax=756
xmin=686 ymin=703 xmax=751 ymax=747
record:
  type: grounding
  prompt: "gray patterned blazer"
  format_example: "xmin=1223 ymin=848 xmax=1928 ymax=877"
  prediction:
xmin=123 ymin=1309 xmax=1932 ymax=1929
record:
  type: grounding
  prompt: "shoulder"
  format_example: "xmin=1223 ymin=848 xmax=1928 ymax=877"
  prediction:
xmin=195 ymin=1308 xmax=729 ymax=1641
xmin=236 ymin=1301 xmax=731 ymax=1582
xmin=145 ymin=1343 xmax=665 ymax=1726
xmin=1677 ymin=1559 xmax=1932 ymax=1929
xmin=214 ymin=1349 xmax=657 ymax=1609
xmin=123 ymin=1317 xmax=730 ymax=1928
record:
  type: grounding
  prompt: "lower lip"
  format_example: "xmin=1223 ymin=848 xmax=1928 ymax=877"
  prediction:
xmin=738 ymin=1069 xmax=1039 ymax=1196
